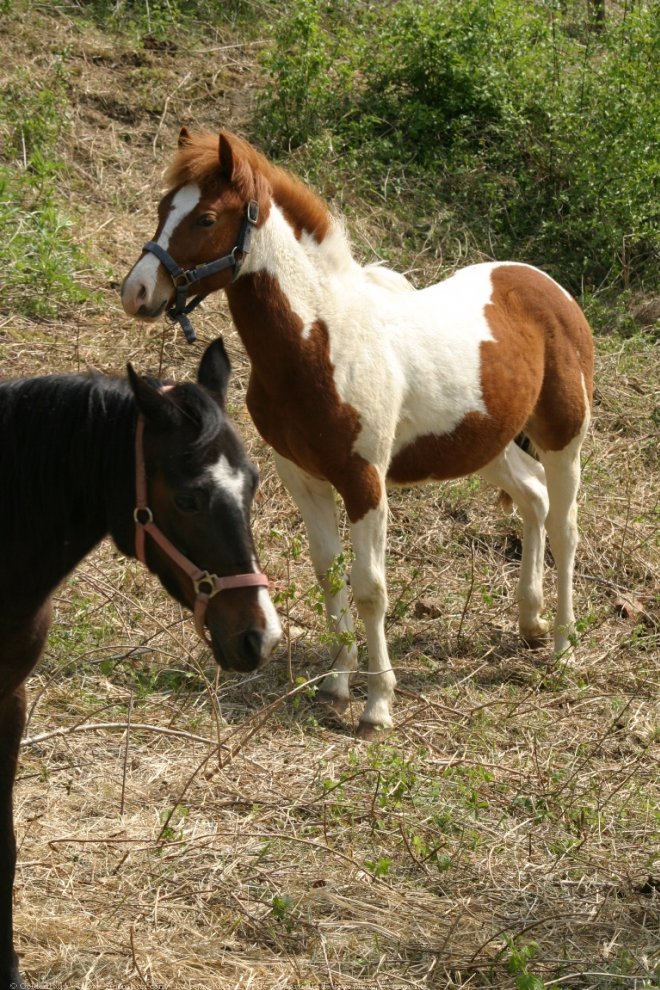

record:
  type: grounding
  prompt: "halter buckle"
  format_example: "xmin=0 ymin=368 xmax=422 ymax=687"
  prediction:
xmin=246 ymin=200 xmax=259 ymax=225
xmin=173 ymin=270 xmax=196 ymax=287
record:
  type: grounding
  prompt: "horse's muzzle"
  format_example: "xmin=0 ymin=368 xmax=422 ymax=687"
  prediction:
xmin=135 ymin=300 xmax=168 ymax=321
xmin=211 ymin=626 xmax=276 ymax=672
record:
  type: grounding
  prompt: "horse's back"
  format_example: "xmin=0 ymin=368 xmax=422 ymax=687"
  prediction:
xmin=363 ymin=263 xmax=415 ymax=293
xmin=381 ymin=260 xmax=593 ymax=408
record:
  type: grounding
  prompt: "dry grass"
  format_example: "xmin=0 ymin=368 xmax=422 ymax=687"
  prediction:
xmin=2 ymin=5 xmax=658 ymax=989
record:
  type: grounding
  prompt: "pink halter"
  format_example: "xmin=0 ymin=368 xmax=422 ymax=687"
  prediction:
xmin=133 ymin=409 xmax=269 ymax=646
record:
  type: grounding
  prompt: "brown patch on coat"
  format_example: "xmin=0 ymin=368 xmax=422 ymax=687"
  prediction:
xmin=227 ymin=273 xmax=382 ymax=522
xmin=388 ymin=265 xmax=594 ymax=483
xmin=166 ymin=129 xmax=332 ymax=243
xmin=489 ymin=265 xmax=594 ymax=452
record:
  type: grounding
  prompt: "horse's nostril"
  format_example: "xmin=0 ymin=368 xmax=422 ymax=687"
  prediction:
xmin=136 ymin=282 xmax=147 ymax=302
xmin=241 ymin=628 xmax=264 ymax=665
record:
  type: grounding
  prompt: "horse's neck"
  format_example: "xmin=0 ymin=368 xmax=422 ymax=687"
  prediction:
xmin=0 ymin=379 xmax=136 ymax=602
xmin=228 ymin=205 xmax=357 ymax=369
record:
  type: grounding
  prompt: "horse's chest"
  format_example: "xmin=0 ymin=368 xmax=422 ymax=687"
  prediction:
xmin=246 ymin=370 xmax=362 ymax=479
xmin=246 ymin=370 xmax=384 ymax=521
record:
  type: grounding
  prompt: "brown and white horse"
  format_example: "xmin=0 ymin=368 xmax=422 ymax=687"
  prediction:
xmin=122 ymin=129 xmax=594 ymax=738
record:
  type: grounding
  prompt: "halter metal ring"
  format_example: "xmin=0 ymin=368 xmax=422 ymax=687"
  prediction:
xmin=194 ymin=571 xmax=218 ymax=598
xmin=134 ymin=506 xmax=154 ymax=526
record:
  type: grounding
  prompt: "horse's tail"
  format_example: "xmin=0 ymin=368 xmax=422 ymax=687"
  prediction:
xmin=514 ymin=432 xmax=538 ymax=459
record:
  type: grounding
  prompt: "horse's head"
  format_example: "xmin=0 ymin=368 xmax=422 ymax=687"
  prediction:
xmin=121 ymin=129 xmax=270 ymax=325
xmin=127 ymin=337 xmax=281 ymax=671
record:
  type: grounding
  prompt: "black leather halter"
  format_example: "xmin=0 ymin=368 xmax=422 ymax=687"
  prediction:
xmin=142 ymin=199 xmax=259 ymax=344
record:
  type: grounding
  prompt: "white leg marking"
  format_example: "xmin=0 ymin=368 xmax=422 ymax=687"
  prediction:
xmin=480 ymin=445 xmax=550 ymax=643
xmin=274 ymin=454 xmax=358 ymax=704
xmin=539 ymin=437 xmax=586 ymax=655
xmin=348 ymin=495 xmax=395 ymax=732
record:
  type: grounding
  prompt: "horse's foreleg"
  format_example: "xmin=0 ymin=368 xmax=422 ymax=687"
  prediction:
xmin=347 ymin=497 xmax=395 ymax=737
xmin=480 ymin=444 xmax=550 ymax=644
xmin=273 ymin=454 xmax=358 ymax=712
xmin=0 ymin=602 xmax=51 ymax=990
xmin=538 ymin=433 xmax=585 ymax=656
xmin=0 ymin=685 xmax=29 ymax=990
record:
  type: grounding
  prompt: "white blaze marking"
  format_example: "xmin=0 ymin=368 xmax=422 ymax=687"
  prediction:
xmin=134 ymin=183 xmax=201 ymax=297
xmin=209 ymin=455 xmax=283 ymax=655
xmin=209 ymin=454 xmax=246 ymax=510
xmin=259 ymin=586 xmax=283 ymax=656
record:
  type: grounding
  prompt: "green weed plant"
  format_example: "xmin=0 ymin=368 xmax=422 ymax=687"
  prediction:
xmin=258 ymin=0 xmax=659 ymax=295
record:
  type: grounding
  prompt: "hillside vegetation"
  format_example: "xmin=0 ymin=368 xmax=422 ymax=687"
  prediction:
xmin=0 ymin=2 xmax=657 ymax=989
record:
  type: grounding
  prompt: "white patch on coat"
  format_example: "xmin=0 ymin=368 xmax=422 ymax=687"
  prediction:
xmin=363 ymin=264 xmax=414 ymax=293
xmin=240 ymin=206 xmax=570 ymax=478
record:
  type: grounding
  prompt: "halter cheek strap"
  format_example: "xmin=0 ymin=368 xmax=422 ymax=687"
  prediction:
xmin=143 ymin=200 xmax=259 ymax=344
xmin=133 ymin=411 xmax=269 ymax=647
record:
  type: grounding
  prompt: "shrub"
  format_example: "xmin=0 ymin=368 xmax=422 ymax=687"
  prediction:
xmin=257 ymin=0 xmax=659 ymax=294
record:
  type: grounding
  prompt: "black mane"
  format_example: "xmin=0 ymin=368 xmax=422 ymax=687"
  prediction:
xmin=0 ymin=367 xmax=232 ymax=617
xmin=0 ymin=373 xmax=137 ymax=608
xmin=159 ymin=381 xmax=225 ymax=461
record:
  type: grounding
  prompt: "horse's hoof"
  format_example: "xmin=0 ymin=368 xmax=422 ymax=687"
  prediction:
xmin=356 ymin=720 xmax=390 ymax=741
xmin=315 ymin=690 xmax=349 ymax=715
xmin=522 ymin=634 xmax=550 ymax=650
xmin=520 ymin=620 xmax=550 ymax=649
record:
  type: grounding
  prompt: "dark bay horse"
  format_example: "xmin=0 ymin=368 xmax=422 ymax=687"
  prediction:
xmin=122 ymin=128 xmax=594 ymax=739
xmin=0 ymin=338 xmax=281 ymax=989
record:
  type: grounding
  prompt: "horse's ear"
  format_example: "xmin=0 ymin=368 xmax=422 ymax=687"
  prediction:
xmin=197 ymin=337 xmax=231 ymax=409
xmin=218 ymin=131 xmax=237 ymax=182
xmin=178 ymin=126 xmax=191 ymax=148
xmin=127 ymin=364 xmax=181 ymax=430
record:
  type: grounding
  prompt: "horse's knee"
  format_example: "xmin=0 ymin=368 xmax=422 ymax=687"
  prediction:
xmin=351 ymin=561 xmax=387 ymax=617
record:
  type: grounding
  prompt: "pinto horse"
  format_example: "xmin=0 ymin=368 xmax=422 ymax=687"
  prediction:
xmin=0 ymin=339 xmax=281 ymax=989
xmin=122 ymin=128 xmax=594 ymax=739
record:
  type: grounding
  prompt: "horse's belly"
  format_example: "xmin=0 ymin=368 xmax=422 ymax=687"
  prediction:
xmin=386 ymin=410 xmax=514 ymax=485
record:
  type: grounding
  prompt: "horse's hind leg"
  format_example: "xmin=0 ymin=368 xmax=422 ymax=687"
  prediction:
xmin=273 ymin=454 xmax=358 ymax=712
xmin=347 ymin=491 xmax=396 ymax=736
xmin=480 ymin=443 xmax=550 ymax=644
xmin=537 ymin=433 xmax=585 ymax=656
xmin=0 ymin=602 xmax=51 ymax=990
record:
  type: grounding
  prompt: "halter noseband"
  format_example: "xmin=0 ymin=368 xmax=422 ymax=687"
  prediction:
xmin=133 ymin=406 xmax=269 ymax=648
xmin=143 ymin=200 xmax=259 ymax=344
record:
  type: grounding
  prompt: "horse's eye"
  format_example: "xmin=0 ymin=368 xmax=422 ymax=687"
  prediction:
xmin=174 ymin=491 xmax=201 ymax=514
xmin=196 ymin=214 xmax=215 ymax=228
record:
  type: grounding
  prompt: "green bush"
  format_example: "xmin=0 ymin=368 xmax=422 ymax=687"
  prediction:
xmin=257 ymin=0 xmax=659 ymax=294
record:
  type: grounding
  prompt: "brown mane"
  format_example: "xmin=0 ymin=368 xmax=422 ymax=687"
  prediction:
xmin=165 ymin=130 xmax=332 ymax=241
